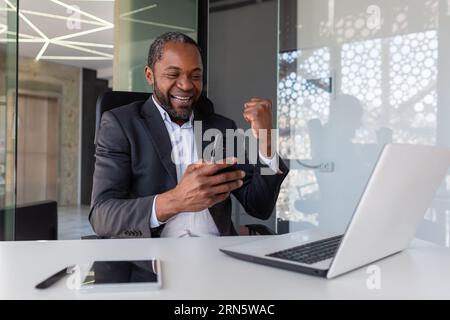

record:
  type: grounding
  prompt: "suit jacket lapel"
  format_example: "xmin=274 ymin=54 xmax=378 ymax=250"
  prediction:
xmin=140 ymin=97 xmax=178 ymax=185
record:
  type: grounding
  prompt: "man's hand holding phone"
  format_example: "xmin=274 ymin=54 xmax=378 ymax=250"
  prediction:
xmin=155 ymin=157 xmax=245 ymax=222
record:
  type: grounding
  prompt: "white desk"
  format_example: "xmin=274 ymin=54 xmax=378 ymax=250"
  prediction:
xmin=1 ymin=236 xmax=450 ymax=299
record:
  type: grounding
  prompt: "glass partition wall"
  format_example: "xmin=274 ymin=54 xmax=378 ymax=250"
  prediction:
xmin=277 ymin=0 xmax=450 ymax=246
xmin=0 ymin=0 xmax=18 ymax=241
xmin=1 ymin=0 xmax=202 ymax=240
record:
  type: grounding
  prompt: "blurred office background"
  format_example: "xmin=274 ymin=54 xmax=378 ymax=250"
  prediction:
xmin=1 ymin=0 xmax=449 ymax=247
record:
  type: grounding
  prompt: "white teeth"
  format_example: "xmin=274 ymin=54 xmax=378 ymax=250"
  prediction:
xmin=173 ymin=95 xmax=191 ymax=101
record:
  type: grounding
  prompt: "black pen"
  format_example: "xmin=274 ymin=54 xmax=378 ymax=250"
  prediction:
xmin=35 ymin=265 xmax=76 ymax=289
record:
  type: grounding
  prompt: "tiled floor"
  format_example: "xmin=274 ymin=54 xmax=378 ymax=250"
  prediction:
xmin=58 ymin=205 xmax=94 ymax=240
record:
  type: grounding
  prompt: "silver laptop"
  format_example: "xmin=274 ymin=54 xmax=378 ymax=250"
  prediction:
xmin=220 ymin=143 xmax=450 ymax=279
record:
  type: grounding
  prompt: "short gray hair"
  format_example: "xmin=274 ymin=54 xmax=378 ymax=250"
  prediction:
xmin=147 ymin=32 xmax=201 ymax=70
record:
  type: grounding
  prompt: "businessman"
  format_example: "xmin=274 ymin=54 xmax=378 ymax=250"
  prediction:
xmin=90 ymin=32 xmax=289 ymax=238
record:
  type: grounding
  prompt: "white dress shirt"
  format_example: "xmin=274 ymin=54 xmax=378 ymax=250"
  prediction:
xmin=150 ymin=96 xmax=278 ymax=238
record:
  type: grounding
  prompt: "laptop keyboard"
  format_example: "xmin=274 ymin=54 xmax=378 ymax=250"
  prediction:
xmin=266 ymin=235 xmax=344 ymax=265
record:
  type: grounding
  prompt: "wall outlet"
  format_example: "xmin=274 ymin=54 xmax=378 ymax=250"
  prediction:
xmin=319 ymin=162 xmax=334 ymax=173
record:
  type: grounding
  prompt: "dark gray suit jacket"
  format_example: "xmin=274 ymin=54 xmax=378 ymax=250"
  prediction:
xmin=90 ymin=96 xmax=289 ymax=238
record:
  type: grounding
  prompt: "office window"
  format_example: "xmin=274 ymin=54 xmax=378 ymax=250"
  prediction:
xmin=0 ymin=0 xmax=18 ymax=240
xmin=277 ymin=0 xmax=450 ymax=246
xmin=1 ymin=0 xmax=202 ymax=240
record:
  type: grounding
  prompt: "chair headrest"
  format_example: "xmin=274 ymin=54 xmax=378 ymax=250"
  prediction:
xmin=94 ymin=91 xmax=215 ymax=142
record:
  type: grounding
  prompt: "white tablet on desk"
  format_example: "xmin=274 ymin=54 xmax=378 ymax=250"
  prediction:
xmin=78 ymin=259 xmax=162 ymax=293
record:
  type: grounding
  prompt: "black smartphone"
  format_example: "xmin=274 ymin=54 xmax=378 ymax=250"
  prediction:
xmin=215 ymin=164 xmax=239 ymax=175
xmin=211 ymin=133 xmax=240 ymax=175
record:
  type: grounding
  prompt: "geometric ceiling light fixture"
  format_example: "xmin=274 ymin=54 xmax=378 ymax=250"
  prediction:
xmin=19 ymin=9 xmax=108 ymax=27
xmin=16 ymin=9 xmax=50 ymax=60
xmin=49 ymin=0 xmax=113 ymax=27
xmin=119 ymin=3 xmax=195 ymax=33
xmin=1 ymin=0 xmax=114 ymax=62
xmin=0 ymin=24 xmax=7 ymax=35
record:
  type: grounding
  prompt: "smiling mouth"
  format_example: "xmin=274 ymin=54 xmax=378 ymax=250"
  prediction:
xmin=170 ymin=95 xmax=193 ymax=103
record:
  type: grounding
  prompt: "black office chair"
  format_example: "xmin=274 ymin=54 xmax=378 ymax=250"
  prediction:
xmin=89 ymin=91 xmax=275 ymax=237
xmin=95 ymin=91 xmax=152 ymax=140
xmin=95 ymin=91 xmax=215 ymax=139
